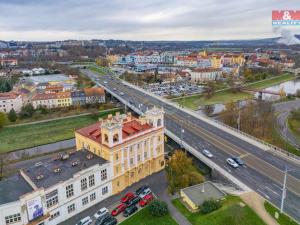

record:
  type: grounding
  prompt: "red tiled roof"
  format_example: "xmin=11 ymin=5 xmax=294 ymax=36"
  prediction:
xmin=32 ymin=93 xmax=57 ymax=100
xmin=84 ymin=87 xmax=105 ymax=97
xmin=0 ymin=92 xmax=20 ymax=100
xmin=76 ymin=118 xmax=153 ymax=146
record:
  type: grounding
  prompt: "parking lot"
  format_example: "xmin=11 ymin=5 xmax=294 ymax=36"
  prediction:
xmin=144 ymin=81 xmax=203 ymax=97
xmin=59 ymin=171 xmax=167 ymax=225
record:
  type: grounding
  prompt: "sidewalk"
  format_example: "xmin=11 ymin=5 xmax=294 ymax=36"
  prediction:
xmin=240 ymin=191 xmax=280 ymax=225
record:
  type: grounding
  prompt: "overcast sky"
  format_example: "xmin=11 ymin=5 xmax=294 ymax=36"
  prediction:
xmin=0 ymin=0 xmax=299 ymax=41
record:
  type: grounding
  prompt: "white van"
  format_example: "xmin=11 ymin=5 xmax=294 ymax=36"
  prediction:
xmin=76 ymin=216 xmax=92 ymax=225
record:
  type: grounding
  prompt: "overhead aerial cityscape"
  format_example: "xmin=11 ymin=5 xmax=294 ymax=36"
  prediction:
xmin=0 ymin=1 xmax=300 ymax=225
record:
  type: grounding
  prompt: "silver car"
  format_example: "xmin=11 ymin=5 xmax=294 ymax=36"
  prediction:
xmin=226 ymin=158 xmax=239 ymax=168
xmin=202 ymin=149 xmax=213 ymax=158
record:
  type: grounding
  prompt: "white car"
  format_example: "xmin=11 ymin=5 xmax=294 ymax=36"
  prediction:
xmin=94 ymin=207 xmax=108 ymax=220
xmin=76 ymin=216 xmax=92 ymax=225
xmin=103 ymin=81 xmax=108 ymax=84
xmin=139 ymin=187 xmax=152 ymax=199
xmin=202 ymin=149 xmax=213 ymax=158
xmin=226 ymin=158 xmax=239 ymax=168
xmin=120 ymin=92 xmax=124 ymax=96
xmin=113 ymin=88 xmax=117 ymax=91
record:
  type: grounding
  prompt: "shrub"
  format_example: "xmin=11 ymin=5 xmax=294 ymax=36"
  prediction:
xmin=200 ymin=199 xmax=222 ymax=214
xmin=148 ymin=200 xmax=169 ymax=217
xmin=8 ymin=109 xmax=17 ymax=122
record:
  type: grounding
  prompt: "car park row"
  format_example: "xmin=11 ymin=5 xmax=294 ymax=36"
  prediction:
xmin=76 ymin=186 xmax=154 ymax=225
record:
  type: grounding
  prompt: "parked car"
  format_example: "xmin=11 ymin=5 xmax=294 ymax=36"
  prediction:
xmin=121 ymin=192 xmax=135 ymax=203
xmin=120 ymin=92 xmax=124 ymax=96
xmin=139 ymin=194 xmax=154 ymax=207
xmin=123 ymin=204 xmax=138 ymax=217
xmin=232 ymin=157 xmax=245 ymax=166
xmin=95 ymin=213 xmax=110 ymax=225
xmin=94 ymin=207 xmax=109 ymax=220
xmin=139 ymin=187 xmax=152 ymax=199
xmin=113 ymin=88 xmax=117 ymax=91
xmin=127 ymin=196 xmax=140 ymax=206
xmin=136 ymin=185 xmax=149 ymax=195
xmin=202 ymin=149 xmax=213 ymax=158
xmin=227 ymin=158 xmax=239 ymax=168
xmin=102 ymin=217 xmax=117 ymax=225
xmin=111 ymin=203 xmax=127 ymax=216
xmin=76 ymin=216 xmax=92 ymax=225
xmin=104 ymin=81 xmax=108 ymax=84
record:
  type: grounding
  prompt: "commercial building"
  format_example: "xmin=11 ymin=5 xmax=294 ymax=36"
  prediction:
xmin=0 ymin=150 xmax=112 ymax=225
xmin=0 ymin=92 xmax=23 ymax=113
xmin=190 ymin=68 xmax=222 ymax=83
xmin=75 ymin=107 xmax=165 ymax=194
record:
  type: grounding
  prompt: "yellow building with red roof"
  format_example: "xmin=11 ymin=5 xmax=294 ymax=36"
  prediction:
xmin=75 ymin=107 xmax=165 ymax=194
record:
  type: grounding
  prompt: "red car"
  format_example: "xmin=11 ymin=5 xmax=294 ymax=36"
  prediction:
xmin=111 ymin=203 xmax=127 ymax=216
xmin=139 ymin=194 xmax=154 ymax=207
xmin=121 ymin=192 xmax=135 ymax=203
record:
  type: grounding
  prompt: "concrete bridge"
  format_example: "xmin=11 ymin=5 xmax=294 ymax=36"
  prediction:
xmin=82 ymin=69 xmax=300 ymax=222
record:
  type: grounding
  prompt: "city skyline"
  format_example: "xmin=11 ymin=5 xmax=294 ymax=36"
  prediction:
xmin=1 ymin=0 xmax=300 ymax=41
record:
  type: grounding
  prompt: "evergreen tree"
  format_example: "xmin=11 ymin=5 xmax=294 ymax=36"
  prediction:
xmin=8 ymin=109 xmax=17 ymax=122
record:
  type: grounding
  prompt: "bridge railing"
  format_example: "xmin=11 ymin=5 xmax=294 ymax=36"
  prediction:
xmin=211 ymin=118 xmax=300 ymax=161
xmin=119 ymin=78 xmax=300 ymax=163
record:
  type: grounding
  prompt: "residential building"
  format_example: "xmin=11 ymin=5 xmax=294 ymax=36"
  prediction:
xmin=0 ymin=59 xmax=18 ymax=67
xmin=31 ymin=93 xmax=58 ymax=109
xmin=75 ymin=107 xmax=165 ymax=194
xmin=211 ymin=56 xmax=222 ymax=69
xmin=56 ymin=92 xmax=72 ymax=107
xmin=71 ymin=90 xmax=86 ymax=105
xmin=84 ymin=87 xmax=105 ymax=104
xmin=190 ymin=68 xmax=222 ymax=83
xmin=197 ymin=56 xmax=211 ymax=68
xmin=175 ymin=56 xmax=198 ymax=67
xmin=0 ymin=92 xmax=23 ymax=113
xmin=0 ymin=150 xmax=112 ymax=225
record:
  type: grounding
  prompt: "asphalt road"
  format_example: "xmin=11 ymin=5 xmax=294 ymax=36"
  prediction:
xmin=82 ymin=69 xmax=300 ymax=223
xmin=273 ymin=99 xmax=300 ymax=149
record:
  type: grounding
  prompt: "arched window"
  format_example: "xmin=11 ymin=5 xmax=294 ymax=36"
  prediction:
xmin=157 ymin=119 xmax=162 ymax=127
xmin=104 ymin=134 xmax=109 ymax=143
xmin=113 ymin=133 xmax=119 ymax=143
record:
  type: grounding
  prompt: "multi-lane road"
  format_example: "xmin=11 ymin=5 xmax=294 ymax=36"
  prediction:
xmin=82 ymin=69 xmax=300 ymax=222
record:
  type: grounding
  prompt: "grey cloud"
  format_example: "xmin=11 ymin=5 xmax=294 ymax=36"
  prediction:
xmin=0 ymin=0 xmax=299 ymax=41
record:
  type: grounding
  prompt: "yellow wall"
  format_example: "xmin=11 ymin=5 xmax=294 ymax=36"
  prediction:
xmin=75 ymin=128 xmax=165 ymax=194
xmin=180 ymin=190 xmax=198 ymax=210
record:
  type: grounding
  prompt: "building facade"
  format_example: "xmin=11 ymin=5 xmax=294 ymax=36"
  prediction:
xmin=0 ymin=150 xmax=112 ymax=225
xmin=0 ymin=92 xmax=23 ymax=113
xmin=75 ymin=107 xmax=165 ymax=194
xmin=190 ymin=68 xmax=223 ymax=83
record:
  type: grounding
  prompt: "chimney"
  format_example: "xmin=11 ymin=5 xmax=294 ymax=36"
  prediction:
xmin=127 ymin=112 xmax=132 ymax=121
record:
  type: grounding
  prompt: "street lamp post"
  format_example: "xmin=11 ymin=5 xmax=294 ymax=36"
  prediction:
xmin=280 ymin=168 xmax=300 ymax=213
xmin=180 ymin=128 xmax=185 ymax=152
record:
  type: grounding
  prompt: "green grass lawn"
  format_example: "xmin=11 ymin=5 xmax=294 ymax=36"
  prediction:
xmin=172 ymin=196 xmax=266 ymax=225
xmin=246 ymin=73 xmax=296 ymax=89
xmin=0 ymin=109 xmax=121 ymax=153
xmin=119 ymin=207 xmax=178 ymax=225
xmin=264 ymin=201 xmax=299 ymax=225
xmin=288 ymin=117 xmax=300 ymax=139
xmin=173 ymin=90 xmax=252 ymax=110
xmin=89 ymin=65 xmax=110 ymax=75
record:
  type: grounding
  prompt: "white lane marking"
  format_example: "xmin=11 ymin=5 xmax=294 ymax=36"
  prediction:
xmin=265 ymin=186 xmax=280 ymax=196
xmin=257 ymin=189 xmax=270 ymax=199
xmin=272 ymin=183 xmax=283 ymax=190
xmin=223 ymin=165 xmax=232 ymax=173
